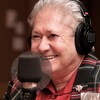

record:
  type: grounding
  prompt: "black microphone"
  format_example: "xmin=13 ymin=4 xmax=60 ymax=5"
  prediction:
xmin=15 ymin=51 xmax=51 ymax=100
xmin=17 ymin=52 xmax=42 ymax=100
xmin=17 ymin=53 xmax=42 ymax=83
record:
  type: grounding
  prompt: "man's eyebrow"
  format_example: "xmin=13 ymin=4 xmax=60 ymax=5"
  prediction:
xmin=32 ymin=31 xmax=40 ymax=34
xmin=46 ymin=30 xmax=59 ymax=34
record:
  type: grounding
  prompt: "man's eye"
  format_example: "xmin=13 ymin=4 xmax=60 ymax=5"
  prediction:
xmin=49 ymin=34 xmax=58 ymax=38
xmin=32 ymin=35 xmax=40 ymax=39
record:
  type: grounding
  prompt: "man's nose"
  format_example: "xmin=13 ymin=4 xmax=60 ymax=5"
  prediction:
xmin=38 ymin=37 xmax=50 ymax=52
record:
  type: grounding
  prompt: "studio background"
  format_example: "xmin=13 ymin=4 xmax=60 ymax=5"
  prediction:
xmin=0 ymin=0 xmax=100 ymax=99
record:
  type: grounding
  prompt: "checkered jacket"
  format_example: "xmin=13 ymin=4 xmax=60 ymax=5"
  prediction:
xmin=4 ymin=53 xmax=100 ymax=100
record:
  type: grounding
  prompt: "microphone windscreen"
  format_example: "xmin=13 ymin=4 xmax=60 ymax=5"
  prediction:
xmin=11 ymin=51 xmax=52 ymax=90
xmin=17 ymin=53 xmax=42 ymax=83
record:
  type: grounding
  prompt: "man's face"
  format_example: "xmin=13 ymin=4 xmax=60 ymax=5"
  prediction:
xmin=31 ymin=7 xmax=79 ymax=75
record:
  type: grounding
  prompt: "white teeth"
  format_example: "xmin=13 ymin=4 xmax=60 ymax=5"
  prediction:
xmin=41 ymin=55 xmax=56 ymax=60
xmin=46 ymin=55 xmax=56 ymax=59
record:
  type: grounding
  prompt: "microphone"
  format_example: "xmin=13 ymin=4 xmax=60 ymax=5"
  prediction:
xmin=11 ymin=51 xmax=51 ymax=100
xmin=18 ymin=52 xmax=42 ymax=100
xmin=17 ymin=53 xmax=42 ymax=83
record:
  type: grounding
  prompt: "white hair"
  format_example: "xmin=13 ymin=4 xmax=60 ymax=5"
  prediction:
xmin=28 ymin=0 xmax=85 ymax=30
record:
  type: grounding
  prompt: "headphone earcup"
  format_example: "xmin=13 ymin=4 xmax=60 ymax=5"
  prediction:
xmin=75 ymin=23 xmax=95 ymax=55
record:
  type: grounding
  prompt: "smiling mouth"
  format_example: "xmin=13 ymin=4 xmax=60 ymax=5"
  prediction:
xmin=41 ymin=55 xmax=57 ymax=60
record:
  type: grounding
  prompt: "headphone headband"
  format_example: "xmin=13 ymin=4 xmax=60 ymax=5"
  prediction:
xmin=74 ymin=0 xmax=95 ymax=55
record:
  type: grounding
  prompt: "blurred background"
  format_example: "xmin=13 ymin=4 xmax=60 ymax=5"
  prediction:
xmin=0 ymin=0 xmax=100 ymax=99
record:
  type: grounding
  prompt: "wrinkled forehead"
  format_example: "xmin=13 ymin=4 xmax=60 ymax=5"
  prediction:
xmin=33 ymin=4 xmax=78 ymax=31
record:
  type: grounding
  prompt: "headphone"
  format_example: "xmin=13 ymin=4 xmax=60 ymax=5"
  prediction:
xmin=27 ymin=0 xmax=95 ymax=55
xmin=74 ymin=0 xmax=95 ymax=55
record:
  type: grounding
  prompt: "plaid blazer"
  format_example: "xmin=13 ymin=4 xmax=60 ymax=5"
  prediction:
xmin=4 ymin=53 xmax=100 ymax=100
xmin=70 ymin=53 xmax=100 ymax=100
